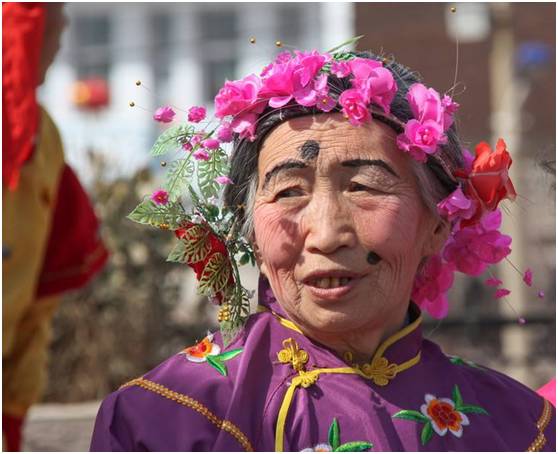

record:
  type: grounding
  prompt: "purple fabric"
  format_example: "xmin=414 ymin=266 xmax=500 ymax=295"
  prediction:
xmin=90 ymin=276 xmax=555 ymax=451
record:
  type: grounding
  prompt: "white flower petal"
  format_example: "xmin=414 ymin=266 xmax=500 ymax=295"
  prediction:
xmin=440 ymin=397 xmax=456 ymax=408
xmin=184 ymin=353 xmax=207 ymax=363
xmin=313 ymin=443 xmax=333 ymax=452
xmin=210 ymin=344 xmax=221 ymax=356
xmin=449 ymin=425 xmax=463 ymax=438
xmin=431 ymin=422 xmax=448 ymax=437
xmin=300 ymin=449 xmax=314 ymax=452
xmin=206 ymin=331 xmax=214 ymax=342
xmin=420 ymin=404 xmax=430 ymax=418
xmin=424 ymin=394 xmax=437 ymax=404
xmin=459 ymin=412 xmax=470 ymax=426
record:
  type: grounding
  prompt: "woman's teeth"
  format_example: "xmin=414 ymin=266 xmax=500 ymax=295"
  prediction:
xmin=310 ymin=277 xmax=352 ymax=288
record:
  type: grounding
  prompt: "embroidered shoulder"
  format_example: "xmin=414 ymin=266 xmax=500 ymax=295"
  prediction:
xmin=120 ymin=377 xmax=254 ymax=451
xmin=526 ymin=398 xmax=553 ymax=452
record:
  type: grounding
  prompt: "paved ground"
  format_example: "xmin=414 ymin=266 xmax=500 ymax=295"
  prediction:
xmin=22 ymin=401 xmax=100 ymax=452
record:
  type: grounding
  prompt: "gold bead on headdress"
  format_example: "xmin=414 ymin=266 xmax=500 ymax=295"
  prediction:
xmin=129 ymin=101 xmax=135 ymax=107
xmin=249 ymin=37 xmax=256 ymax=44
xmin=275 ymin=40 xmax=282 ymax=48
xmin=160 ymin=161 xmax=167 ymax=167
xmin=451 ymin=6 xmax=456 ymax=13
xmin=135 ymin=80 xmax=142 ymax=86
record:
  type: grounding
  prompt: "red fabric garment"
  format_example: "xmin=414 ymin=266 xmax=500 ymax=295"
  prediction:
xmin=2 ymin=413 xmax=24 ymax=451
xmin=36 ymin=164 xmax=109 ymax=298
xmin=2 ymin=3 xmax=45 ymax=191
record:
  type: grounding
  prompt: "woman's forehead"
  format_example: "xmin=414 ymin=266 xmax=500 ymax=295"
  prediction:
xmin=258 ymin=113 xmax=407 ymax=173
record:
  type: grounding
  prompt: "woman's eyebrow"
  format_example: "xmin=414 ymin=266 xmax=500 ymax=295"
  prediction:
xmin=262 ymin=159 xmax=307 ymax=189
xmin=341 ymin=159 xmax=400 ymax=178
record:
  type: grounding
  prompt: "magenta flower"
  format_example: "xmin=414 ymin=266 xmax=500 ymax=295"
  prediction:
xmin=407 ymin=83 xmax=445 ymax=126
xmin=193 ymin=149 xmax=210 ymax=161
xmin=442 ymin=95 xmax=459 ymax=129
xmin=182 ymin=142 xmax=193 ymax=152
xmin=187 ymin=106 xmax=206 ymax=123
xmin=339 ymin=88 xmax=371 ymax=126
xmin=437 ymin=187 xmax=477 ymax=223
xmin=412 ymin=254 xmax=454 ymax=319
xmin=150 ymin=189 xmax=169 ymax=205
xmin=216 ymin=121 xmax=234 ymax=143
xmin=201 ymin=138 xmax=220 ymax=150
xmin=348 ymin=57 xmax=383 ymax=80
xmin=537 ymin=290 xmax=545 ymax=299
xmin=214 ymin=74 xmax=262 ymax=118
xmin=396 ymin=119 xmax=447 ymax=162
xmin=190 ymin=133 xmax=204 ymax=147
xmin=443 ymin=209 xmax=512 ymax=276
xmin=495 ymin=288 xmax=511 ymax=299
xmin=316 ymin=94 xmax=336 ymax=112
xmin=215 ymin=176 xmax=233 ymax=185
xmin=485 ymin=277 xmax=503 ymax=287
xmin=330 ymin=61 xmax=351 ymax=78
xmin=231 ymin=112 xmax=258 ymax=141
xmin=523 ymin=268 xmax=533 ymax=287
xmin=352 ymin=66 xmax=397 ymax=114
xmin=153 ymin=106 xmax=176 ymax=123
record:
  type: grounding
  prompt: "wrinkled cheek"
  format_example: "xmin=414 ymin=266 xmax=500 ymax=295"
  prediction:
xmin=253 ymin=205 xmax=303 ymax=269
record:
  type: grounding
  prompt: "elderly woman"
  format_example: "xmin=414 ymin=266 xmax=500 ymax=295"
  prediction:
xmin=90 ymin=48 xmax=555 ymax=451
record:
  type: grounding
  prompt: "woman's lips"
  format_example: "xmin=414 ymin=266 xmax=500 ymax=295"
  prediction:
xmin=303 ymin=275 xmax=362 ymax=301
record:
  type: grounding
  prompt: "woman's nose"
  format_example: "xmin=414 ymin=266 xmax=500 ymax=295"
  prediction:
xmin=302 ymin=192 xmax=357 ymax=254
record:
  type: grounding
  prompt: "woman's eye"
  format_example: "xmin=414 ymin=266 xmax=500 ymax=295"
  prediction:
xmin=349 ymin=182 xmax=384 ymax=194
xmin=275 ymin=188 xmax=302 ymax=200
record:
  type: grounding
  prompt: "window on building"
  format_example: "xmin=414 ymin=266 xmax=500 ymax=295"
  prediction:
xmin=198 ymin=10 xmax=238 ymax=103
xmin=72 ymin=15 xmax=111 ymax=79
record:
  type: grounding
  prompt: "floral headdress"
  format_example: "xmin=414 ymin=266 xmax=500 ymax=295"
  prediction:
xmin=129 ymin=37 xmax=540 ymax=345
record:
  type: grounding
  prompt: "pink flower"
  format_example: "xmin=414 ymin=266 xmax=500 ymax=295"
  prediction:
xmin=461 ymin=148 xmax=474 ymax=174
xmin=537 ymin=290 xmax=545 ymax=299
xmin=351 ymin=63 xmax=397 ymax=114
xmin=523 ymin=268 xmax=533 ymax=287
xmin=190 ymin=133 xmax=203 ymax=147
xmin=182 ymin=142 xmax=193 ymax=152
xmin=193 ymin=149 xmax=210 ymax=161
xmin=396 ymin=119 xmax=447 ymax=162
xmin=485 ymin=277 xmax=503 ymax=287
xmin=216 ymin=121 xmax=234 ymax=143
xmin=313 ymin=74 xmax=336 ymax=112
xmin=316 ymin=94 xmax=336 ymax=112
xmin=188 ymin=106 xmax=206 ymax=123
xmin=437 ymin=187 xmax=477 ymax=223
xmin=407 ymin=83 xmax=445 ymax=126
xmin=231 ymin=112 xmax=259 ymax=141
xmin=201 ymin=138 xmax=220 ymax=150
xmin=442 ymin=209 xmax=512 ymax=276
xmin=442 ymin=94 xmax=459 ymax=129
xmin=412 ymin=254 xmax=455 ymax=319
xmin=215 ymin=176 xmax=233 ymax=185
xmin=214 ymin=74 xmax=262 ymax=118
xmin=495 ymin=288 xmax=511 ymax=299
xmin=330 ymin=61 xmax=351 ymax=78
xmin=339 ymin=88 xmax=371 ymax=126
xmin=153 ymin=106 xmax=176 ymax=123
xmin=348 ymin=57 xmax=383 ymax=80
xmin=150 ymin=189 xmax=169 ymax=205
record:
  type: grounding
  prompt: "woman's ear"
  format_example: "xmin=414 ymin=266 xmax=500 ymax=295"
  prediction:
xmin=421 ymin=216 xmax=450 ymax=257
xmin=251 ymin=239 xmax=267 ymax=277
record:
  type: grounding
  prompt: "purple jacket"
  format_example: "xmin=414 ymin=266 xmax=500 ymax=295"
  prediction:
xmin=91 ymin=277 xmax=555 ymax=451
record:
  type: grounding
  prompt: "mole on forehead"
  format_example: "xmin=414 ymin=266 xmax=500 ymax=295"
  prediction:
xmin=298 ymin=140 xmax=320 ymax=161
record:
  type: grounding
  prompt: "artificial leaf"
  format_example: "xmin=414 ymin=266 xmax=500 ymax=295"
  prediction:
xmin=181 ymin=225 xmax=211 ymax=263
xmin=167 ymin=240 xmax=188 ymax=263
xmin=452 ymin=385 xmax=464 ymax=409
xmin=198 ymin=149 xmax=229 ymax=198
xmin=420 ymin=422 xmax=433 ymax=446
xmin=457 ymin=405 xmax=489 ymax=415
xmin=326 ymin=35 xmax=364 ymax=54
xmin=127 ymin=199 xmax=185 ymax=229
xmin=214 ymin=348 xmax=243 ymax=362
xmin=206 ymin=355 xmax=227 ymax=376
xmin=239 ymin=252 xmax=250 ymax=266
xmin=198 ymin=253 xmax=231 ymax=296
xmin=335 ymin=442 xmax=373 ymax=452
xmin=328 ymin=418 xmax=340 ymax=450
xmin=165 ymin=158 xmax=195 ymax=201
xmin=392 ymin=410 xmax=429 ymax=423
xmin=150 ymin=124 xmax=192 ymax=156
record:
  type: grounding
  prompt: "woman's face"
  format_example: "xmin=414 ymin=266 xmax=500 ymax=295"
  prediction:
xmin=253 ymin=113 xmax=446 ymax=341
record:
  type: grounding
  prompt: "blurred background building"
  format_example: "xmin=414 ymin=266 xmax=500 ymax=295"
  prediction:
xmin=25 ymin=2 xmax=554 ymax=451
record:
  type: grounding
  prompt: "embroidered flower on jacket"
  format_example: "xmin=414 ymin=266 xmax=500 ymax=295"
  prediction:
xmin=393 ymin=385 xmax=489 ymax=445
xmin=180 ymin=332 xmax=243 ymax=376
xmin=301 ymin=418 xmax=373 ymax=452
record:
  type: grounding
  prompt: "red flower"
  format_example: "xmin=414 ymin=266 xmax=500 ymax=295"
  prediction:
xmin=467 ymin=139 xmax=517 ymax=212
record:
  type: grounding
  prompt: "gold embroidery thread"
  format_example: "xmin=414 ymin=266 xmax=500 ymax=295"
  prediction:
xmin=526 ymin=399 xmax=552 ymax=452
xmin=120 ymin=377 xmax=254 ymax=451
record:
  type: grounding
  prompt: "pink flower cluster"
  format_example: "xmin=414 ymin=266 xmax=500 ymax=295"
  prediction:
xmin=213 ymin=51 xmax=400 ymax=140
xmin=412 ymin=254 xmax=455 ymax=319
xmin=396 ymin=84 xmax=459 ymax=162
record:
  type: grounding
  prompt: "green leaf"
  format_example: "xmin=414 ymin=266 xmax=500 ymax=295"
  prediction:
xmin=448 ymin=355 xmax=482 ymax=369
xmin=452 ymin=385 xmax=464 ymax=408
xmin=326 ymin=35 xmax=364 ymax=54
xmin=239 ymin=252 xmax=250 ymax=266
xmin=328 ymin=418 xmax=340 ymax=450
xmin=198 ymin=253 xmax=231 ymax=296
xmin=214 ymin=348 xmax=243 ymax=362
xmin=127 ymin=199 xmax=185 ymax=229
xmin=165 ymin=158 xmax=195 ymax=201
xmin=335 ymin=442 xmax=373 ymax=452
xmin=150 ymin=124 xmax=192 ymax=156
xmin=206 ymin=355 xmax=227 ymax=376
xmin=392 ymin=410 xmax=429 ymax=423
xmin=198 ymin=149 xmax=229 ymax=199
xmin=420 ymin=422 xmax=433 ymax=446
xmin=167 ymin=240 xmax=188 ymax=263
xmin=457 ymin=405 xmax=489 ymax=415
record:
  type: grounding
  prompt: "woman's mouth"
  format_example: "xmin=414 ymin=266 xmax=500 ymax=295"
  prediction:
xmin=303 ymin=273 xmax=363 ymax=300
xmin=308 ymin=277 xmax=353 ymax=288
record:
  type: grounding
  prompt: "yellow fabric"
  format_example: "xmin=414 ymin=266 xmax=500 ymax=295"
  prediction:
xmin=2 ymin=107 xmax=65 ymax=417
